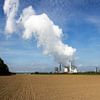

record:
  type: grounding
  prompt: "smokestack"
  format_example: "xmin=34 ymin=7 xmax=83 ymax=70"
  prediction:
xmin=69 ymin=60 xmax=72 ymax=73
xmin=59 ymin=64 xmax=62 ymax=72
xmin=96 ymin=67 xmax=98 ymax=73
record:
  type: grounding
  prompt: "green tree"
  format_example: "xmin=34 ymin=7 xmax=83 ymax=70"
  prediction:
xmin=0 ymin=58 xmax=9 ymax=74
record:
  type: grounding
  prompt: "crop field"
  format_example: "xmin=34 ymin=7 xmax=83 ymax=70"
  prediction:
xmin=0 ymin=74 xmax=100 ymax=100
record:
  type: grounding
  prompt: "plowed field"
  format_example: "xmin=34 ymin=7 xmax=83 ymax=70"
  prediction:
xmin=0 ymin=74 xmax=100 ymax=100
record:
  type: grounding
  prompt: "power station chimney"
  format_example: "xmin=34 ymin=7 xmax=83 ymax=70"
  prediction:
xmin=69 ymin=60 xmax=72 ymax=73
xmin=59 ymin=64 xmax=62 ymax=72
xmin=96 ymin=67 xmax=98 ymax=73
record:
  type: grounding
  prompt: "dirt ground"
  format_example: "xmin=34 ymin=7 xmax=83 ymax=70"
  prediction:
xmin=0 ymin=74 xmax=100 ymax=100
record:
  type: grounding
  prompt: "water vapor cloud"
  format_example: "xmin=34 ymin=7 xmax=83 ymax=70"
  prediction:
xmin=3 ymin=0 xmax=76 ymax=66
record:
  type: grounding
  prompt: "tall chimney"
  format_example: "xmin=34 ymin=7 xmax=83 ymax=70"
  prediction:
xmin=59 ymin=64 xmax=62 ymax=72
xmin=69 ymin=61 xmax=72 ymax=73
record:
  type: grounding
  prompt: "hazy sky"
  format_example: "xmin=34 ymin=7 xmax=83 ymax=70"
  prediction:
xmin=0 ymin=0 xmax=100 ymax=72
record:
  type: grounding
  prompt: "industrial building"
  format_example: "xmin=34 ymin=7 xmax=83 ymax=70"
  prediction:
xmin=63 ymin=66 xmax=77 ymax=73
xmin=55 ymin=62 xmax=78 ymax=73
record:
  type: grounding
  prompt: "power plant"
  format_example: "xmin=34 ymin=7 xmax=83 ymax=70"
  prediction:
xmin=55 ymin=61 xmax=78 ymax=73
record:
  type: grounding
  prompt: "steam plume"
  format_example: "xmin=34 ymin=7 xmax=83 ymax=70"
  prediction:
xmin=3 ymin=0 xmax=76 ymax=66
xmin=3 ymin=0 xmax=19 ymax=33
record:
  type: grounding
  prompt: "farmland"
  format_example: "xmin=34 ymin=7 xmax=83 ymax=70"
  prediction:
xmin=0 ymin=75 xmax=100 ymax=100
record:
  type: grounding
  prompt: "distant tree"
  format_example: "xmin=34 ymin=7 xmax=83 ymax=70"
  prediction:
xmin=34 ymin=72 xmax=39 ymax=74
xmin=0 ymin=58 xmax=10 ymax=75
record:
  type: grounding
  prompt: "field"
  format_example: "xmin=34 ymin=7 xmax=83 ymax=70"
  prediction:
xmin=0 ymin=74 xmax=100 ymax=100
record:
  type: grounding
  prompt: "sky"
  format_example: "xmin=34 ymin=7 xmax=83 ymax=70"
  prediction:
xmin=0 ymin=0 xmax=100 ymax=72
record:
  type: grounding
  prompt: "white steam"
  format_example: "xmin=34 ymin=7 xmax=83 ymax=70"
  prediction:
xmin=3 ymin=0 xmax=76 ymax=66
xmin=3 ymin=0 xmax=19 ymax=33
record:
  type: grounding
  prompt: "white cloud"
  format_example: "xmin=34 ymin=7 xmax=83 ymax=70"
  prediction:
xmin=3 ymin=0 xmax=76 ymax=66
xmin=3 ymin=0 xmax=19 ymax=33
xmin=19 ymin=9 xmax=76 ymax=65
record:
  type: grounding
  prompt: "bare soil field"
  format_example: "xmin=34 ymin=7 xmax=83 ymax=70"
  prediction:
xmin=0 ymin=74 xmax=100 ymax=100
